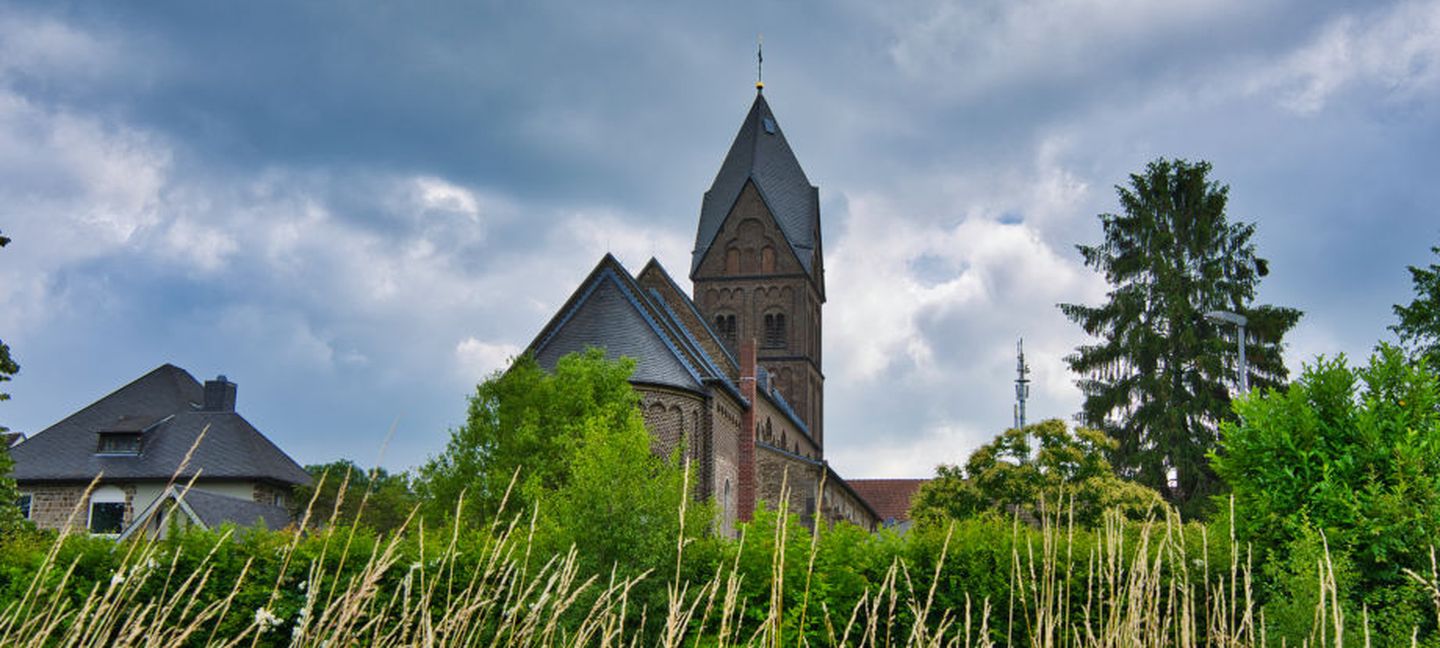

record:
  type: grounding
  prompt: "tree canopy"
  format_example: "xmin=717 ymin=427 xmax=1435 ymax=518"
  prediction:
xmin=292 ymin=460 xmax=419 ymax=534
xmin=1059 ymin=158 xmax=1301 ymax=517
xmin=415 ymin=349 xmax=642 ymax=523
xmin=1212 ymin=345 xmax=1440 ymax=638
xmin=910 ymin=419 xmax=1165 ymax=527
xmin=0 ymin=231 xmax=24 ymax=533
xmin=1391 ymin=243 xmax=1440 ymax=369
xmin=414 ymin=348 xmax=709 ymax=577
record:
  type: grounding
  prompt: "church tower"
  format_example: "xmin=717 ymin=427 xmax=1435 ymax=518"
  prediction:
xmin=691 ymin=88 xmax=826 ymax=449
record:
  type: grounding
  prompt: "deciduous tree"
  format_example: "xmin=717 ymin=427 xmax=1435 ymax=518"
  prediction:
xmin=910 ymin=419 xmax=1165 ymax=527
xmin=1059 ymin=158 xmax=1300 ymax=517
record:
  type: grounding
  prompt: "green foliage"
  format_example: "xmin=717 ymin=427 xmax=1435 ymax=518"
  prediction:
xmin=910 ymin=419 xmax=1166 ymax=527
xmin=534 ymin=394 xmax=713 ymax=581
xmin=0 ymin=230 xmax=25 ymax=534
xmin=1214 ymin=344 xmax=1440 ymax=640
xmin=1393 ymin=244 xmax=1440 ymax=370
xmin=292 ymin=460 xmax=419 ymax=534
xmin=1060 ymin=158 xmax=1302 ymax=518
xmin=415 ymin=348 xmax=641 ymax=524
xmin=1260 ymin=526 xmax=1359 ymax=647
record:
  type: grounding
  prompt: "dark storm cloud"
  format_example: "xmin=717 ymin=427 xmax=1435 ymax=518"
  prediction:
xmin=2 ymin=0 xmax=1438 ymax=476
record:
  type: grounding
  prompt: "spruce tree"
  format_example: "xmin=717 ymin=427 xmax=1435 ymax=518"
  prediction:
xmin=1059 ymin=159 xmax=1301 ymax=517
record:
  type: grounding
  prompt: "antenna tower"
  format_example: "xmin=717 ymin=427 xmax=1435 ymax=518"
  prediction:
xmin=1014 ymin=337 xmax=1030 ymax=430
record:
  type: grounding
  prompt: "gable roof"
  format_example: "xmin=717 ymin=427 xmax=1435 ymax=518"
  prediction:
xmin=528 ymin=255 xmax=742 ymax=401
xmin=693 ymin=91 xmax=820 ymax=278
xmin=11 ymin=365 xmax=312 ymax=486
xmin=848 ymin=478 xmax=929 ymax=525
xmin=636 ymin=258 xmax=739 ymax=378
xmin=119 ymin=485 xmax=294 ymax=540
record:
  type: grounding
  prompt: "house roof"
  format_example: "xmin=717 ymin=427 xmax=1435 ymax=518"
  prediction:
xmin=119 ymin=485 xmax=294 ymax=540
xmin=528 ymin=255 xmax=744 ymax=403
xmin=10 ymin=364 xmax=312 ymax=486
xmin=693 ymin=92 xmax=820 ymax=279
xmin=174 ymin=487 xmax=294 ymax=530
xmin=847 ymin=478 xmax=929 ymax=524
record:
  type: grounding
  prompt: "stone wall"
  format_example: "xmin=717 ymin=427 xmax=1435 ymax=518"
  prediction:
xmin=19 ymin=482 xmax=135 ymax=534
xmin=753 ymin=446 xmax=877 ymax=531
xmin=253 ymin=482 xmax=289 ymax=508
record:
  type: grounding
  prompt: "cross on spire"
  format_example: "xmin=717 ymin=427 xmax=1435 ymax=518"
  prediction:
xmin=756 ymin=34 xmax=764 ymax=91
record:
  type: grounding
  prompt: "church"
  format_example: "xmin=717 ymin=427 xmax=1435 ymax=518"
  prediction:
xmin=524 ymin=84 xmax=893 ymax=533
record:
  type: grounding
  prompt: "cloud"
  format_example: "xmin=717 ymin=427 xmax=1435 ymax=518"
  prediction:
xmin=1249 ymin=0 xmax=1440 ymax=113
xmin=454 ymin=337 xmax=519 ymax=383
xmin=882 ymin=0 xmax=1257 ymax=100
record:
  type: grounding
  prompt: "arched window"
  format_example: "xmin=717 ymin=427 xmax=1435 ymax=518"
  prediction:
xmin=723 ymin=478 xmax=733 ymax=522
xmin=763 ymin=312 xmax=786 ymax=348
xmin=725 ymin=248 xmax=740 ymax=273
xmin=761 ymin=246 xmax=775 ymax=273
xmin=89 ymin=486 xmax=126 ymax=535
xmin=714 ymin=314 xmax=737 ymax=345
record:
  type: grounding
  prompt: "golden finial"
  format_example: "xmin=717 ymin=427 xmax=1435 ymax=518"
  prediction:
xmin=756 ymin=34 xmax=764 ymax=91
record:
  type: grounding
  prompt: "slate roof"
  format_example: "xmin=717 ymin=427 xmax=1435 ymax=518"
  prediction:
xmin=11 ymin=365 xmax=312 ymax=486
xmin=847 ymin=478 xmax=929 ymax=525
xmin=120 ymin=485 xmax=294 ymax=540
xmin=529 ymin=255 xmax=743 ymax=401
xmin=693 ymin=91 xmax=820 ymax=279
xmin=174 ymin=487 xmax=294 ymax=530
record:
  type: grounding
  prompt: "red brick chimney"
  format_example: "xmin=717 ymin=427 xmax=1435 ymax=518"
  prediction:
xmin=738 ymin=338 xmax=757 ymax=522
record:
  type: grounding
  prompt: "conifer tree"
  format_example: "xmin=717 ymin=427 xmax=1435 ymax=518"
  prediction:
xmin=1059 ymin=159 xmax=1301 ymax=517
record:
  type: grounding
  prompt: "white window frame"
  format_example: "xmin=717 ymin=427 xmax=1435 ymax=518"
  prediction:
xmin=88 ymin=486 xmax=127 ymax=536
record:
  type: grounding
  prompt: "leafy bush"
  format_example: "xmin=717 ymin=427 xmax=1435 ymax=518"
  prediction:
xmin=1214 ymin=344 xmax=1440 ymax=644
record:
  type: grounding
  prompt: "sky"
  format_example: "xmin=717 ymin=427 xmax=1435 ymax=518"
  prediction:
xmin=2 ymin=0 xmax=1438 ymax=479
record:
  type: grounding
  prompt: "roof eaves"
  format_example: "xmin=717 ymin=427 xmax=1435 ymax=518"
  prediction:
xmin=531 ymin=258 xmax=706 ymax=390
xmin=641 ymin=259 xmax=741 ymax=371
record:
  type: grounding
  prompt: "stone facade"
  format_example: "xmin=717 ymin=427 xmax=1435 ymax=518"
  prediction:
xmin=753 ymin=445 xmax=876 ymax=529
xmin=22 ymin=484 xmax=92 ymax=533
xmin=20 ymin=480 xmax=291 ymax=534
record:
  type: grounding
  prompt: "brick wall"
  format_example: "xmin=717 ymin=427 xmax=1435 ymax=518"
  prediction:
xmin=692 ymin=182 xmax=826 ymax=448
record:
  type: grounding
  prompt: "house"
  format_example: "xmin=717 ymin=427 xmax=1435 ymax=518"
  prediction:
xmin=520 ymin=85 xmax=896 ymax=533
xmin=10 ymin=364 xmax=312 ymax=536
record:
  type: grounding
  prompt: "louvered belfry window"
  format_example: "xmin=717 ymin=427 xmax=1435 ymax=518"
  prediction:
xmin=763 ymin=312 xmax=786 ymax=348
xmin=715 ymin=314 xmax=737 ymax=345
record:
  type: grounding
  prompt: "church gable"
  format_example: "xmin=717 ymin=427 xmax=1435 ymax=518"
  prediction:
xmin=529 ymin=257 xmax=704 ymax=393
xmin=693 ymin=180 xmax=811 ymax=280
xmin=692 ymin=93 xmax=820 ymax=285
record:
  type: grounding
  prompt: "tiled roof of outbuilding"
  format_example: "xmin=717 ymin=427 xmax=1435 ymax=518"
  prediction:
xmin=693 ymin=92 xmax=819 ymax=278
xmin=848 ymin=478 xmax=929 ymax=524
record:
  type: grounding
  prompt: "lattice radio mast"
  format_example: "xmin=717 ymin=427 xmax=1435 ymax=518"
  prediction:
xmin=1014 ymin=337 xmax=1030 ymax=430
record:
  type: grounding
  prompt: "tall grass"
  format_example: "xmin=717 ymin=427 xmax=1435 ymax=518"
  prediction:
xmin=0 ymin=473 xmax=1401 ymax=646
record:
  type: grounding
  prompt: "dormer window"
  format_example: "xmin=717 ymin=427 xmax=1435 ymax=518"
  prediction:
xmin=97 ymin=432 xmax=142 ymax=455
